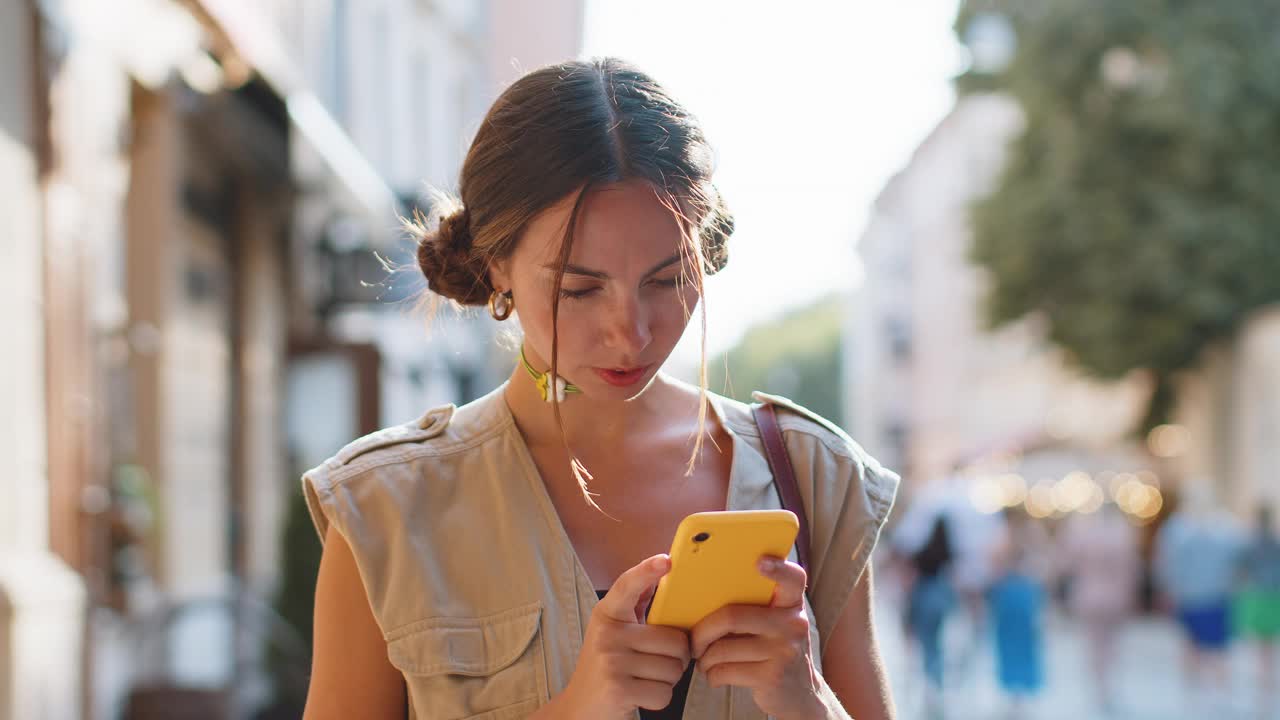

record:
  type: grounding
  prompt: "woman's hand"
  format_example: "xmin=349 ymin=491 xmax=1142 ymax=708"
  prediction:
xmin=690 ymin=556 xmax=826 ymax=720
xmin=556 ymin=555 xmax=691 ymax=719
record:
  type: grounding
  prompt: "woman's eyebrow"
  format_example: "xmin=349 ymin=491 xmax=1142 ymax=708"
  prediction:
xmin=544 ymin=253 xmax=682 ymax=280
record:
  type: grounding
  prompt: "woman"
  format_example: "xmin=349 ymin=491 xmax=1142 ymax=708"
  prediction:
xmin=903 ymin=516 xmax=956 ymax=719
xmin=986 ymin=509 xmax=1048 ymax=719
xmin=301 ymin=58 xmax=900 ymax=719
xmin=1059 ymin=503 xmax=1141 ymax=714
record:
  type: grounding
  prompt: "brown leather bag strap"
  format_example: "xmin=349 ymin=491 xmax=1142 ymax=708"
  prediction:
xmin=751 ymin=402 xmax=811 ymax=574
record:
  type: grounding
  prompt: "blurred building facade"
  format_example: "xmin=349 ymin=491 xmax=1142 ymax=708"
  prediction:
xmin=1 ymin=1 xmax=583 ymax=719
xmin=1 ymin=2 xmax=86 ymax=719
xmin=1175 ymin=306 xmax=1280 ymax=518
xmin=846 ymin=93 xmax=1153 ymax=498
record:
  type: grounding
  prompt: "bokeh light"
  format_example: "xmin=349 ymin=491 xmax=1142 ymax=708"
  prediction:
xmin=1147 ymin=424 xmax=1190 ymax=458
xmin=1026 ymin=480 xmax=1057 ymax=519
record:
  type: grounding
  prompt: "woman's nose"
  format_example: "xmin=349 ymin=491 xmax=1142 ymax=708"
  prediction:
xmin=603 ymin=295 xmax=652 ymax=357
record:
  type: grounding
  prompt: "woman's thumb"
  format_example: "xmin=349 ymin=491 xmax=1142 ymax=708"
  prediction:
xmin=595 ymin=554 xmax=670 ymax=622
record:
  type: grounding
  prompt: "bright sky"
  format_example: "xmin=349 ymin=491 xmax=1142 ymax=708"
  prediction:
xmin=582 ymin=1 xmax=964 ymax=370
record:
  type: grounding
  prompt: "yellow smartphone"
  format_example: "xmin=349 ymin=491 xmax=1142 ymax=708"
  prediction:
xmin=646 ymin=510 xmax=799 ymax=630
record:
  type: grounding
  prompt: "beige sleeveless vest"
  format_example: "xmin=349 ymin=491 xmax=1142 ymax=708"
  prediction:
xmin=303 ymin=383 xmax=898 ymax=720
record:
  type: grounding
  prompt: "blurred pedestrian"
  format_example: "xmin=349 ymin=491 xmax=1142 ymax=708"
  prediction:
xmin=987 ymin=508 xmax=1048 ymax=719
xmin=1059 ymin=503 xmax=1142 ymax=715
xmin=1235 ymin=505 xmax=1280 ymax=719
xmin=1154 ymin=482 xmax=1246 ymax=715
xmin=892 ymin=470 xmax=1008 ymax=677
xmin=903 ymin=515 xmax=957 ymax=719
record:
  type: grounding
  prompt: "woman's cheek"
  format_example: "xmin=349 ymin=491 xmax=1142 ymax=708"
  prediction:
xmin=672 ymin=286 xmax=702 ymax=324
xmin=646 ymin=300 xmax=687 ymax=344
xmin=552 ymin=303 xmax=604 ymax=349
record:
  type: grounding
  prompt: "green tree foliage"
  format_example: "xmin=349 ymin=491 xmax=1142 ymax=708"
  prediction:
xmin=709 ymin=295 xmax=846 ymax=428
xmin=956 ymin=1 xmax=1280 ymax=430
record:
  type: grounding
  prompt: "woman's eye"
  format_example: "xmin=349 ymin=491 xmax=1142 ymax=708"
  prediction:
xmin=559 ymin=278 xmax=681 ymax=299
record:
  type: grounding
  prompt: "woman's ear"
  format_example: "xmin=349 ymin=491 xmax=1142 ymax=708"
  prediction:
xmin=488 ymin=257 xmax=512 ymax=294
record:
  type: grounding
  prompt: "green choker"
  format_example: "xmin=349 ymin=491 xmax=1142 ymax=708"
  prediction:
xmin=520 ymin=348 xmax=582 ymax=403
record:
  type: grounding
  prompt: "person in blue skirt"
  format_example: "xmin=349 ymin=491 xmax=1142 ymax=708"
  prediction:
xmin=987 ymin=508 xmax=1047 ymax=718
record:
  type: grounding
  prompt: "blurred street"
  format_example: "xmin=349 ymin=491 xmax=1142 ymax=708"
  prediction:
xmin=876 ymin=594 xmax=1277 ymax=720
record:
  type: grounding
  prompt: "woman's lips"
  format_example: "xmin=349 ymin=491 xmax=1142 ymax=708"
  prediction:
xmin=593 ymin=365 xmax=652 ymax=387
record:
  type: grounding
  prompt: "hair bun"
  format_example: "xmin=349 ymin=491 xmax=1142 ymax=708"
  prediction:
xmin=438 ymin=208 xmax=472 ymax=250
xmin=414 ymin=206 xmax=491 ymax=305
xmin=699 ymin=192 xmax=734 ymax=274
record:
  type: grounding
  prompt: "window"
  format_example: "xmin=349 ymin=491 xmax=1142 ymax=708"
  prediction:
xmin=886 ymin=315 xmax=913 ymax=362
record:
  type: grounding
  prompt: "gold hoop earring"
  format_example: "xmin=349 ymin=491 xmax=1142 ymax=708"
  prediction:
xmin=488 ymin=290 xmax=514 ymax=321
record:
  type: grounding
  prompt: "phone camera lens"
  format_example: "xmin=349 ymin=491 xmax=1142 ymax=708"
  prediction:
xmin=693 ymin=532 xmax=710 ymax=543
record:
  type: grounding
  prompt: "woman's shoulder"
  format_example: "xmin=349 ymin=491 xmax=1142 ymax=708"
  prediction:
xmin=712 ymin=388 xmax=895 ymax=476
xmin=709 ymin=388 xmax=901 ymax=523
xmin=304 ymin=386 xmax=512 ymax=494
xmin=299 ymin=388 xmax=516 ymax=544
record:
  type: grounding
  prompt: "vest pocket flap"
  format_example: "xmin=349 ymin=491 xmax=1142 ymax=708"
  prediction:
xmin=387 ymin=603 xmax=543 ymax=678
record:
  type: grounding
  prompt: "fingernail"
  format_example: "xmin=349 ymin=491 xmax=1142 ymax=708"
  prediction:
xmin=758 ymin=557 xmax=778 ymax=573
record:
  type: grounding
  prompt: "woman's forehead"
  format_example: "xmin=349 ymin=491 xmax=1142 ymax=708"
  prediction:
xmin=520 ymin=180 xmax=687 ymax=265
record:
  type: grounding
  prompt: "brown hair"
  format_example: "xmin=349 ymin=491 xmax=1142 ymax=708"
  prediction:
xmin=410 ymin=57 xmax=734 ymax=509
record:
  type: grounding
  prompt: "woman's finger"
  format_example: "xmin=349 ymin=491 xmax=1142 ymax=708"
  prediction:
xmin=696 ymin=633 xmax=776 ymax=672
xmin=689 ymin=604 xmax=807 ymax=659
xmin=758 ymin=556 xmax=807 ymax=609
xmin=625 ymin=650 xmax=689 ymax=685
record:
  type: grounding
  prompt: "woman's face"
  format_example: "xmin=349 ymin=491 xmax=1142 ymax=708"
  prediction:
xmin=491 ymin=179 xmax=702 ymax=401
